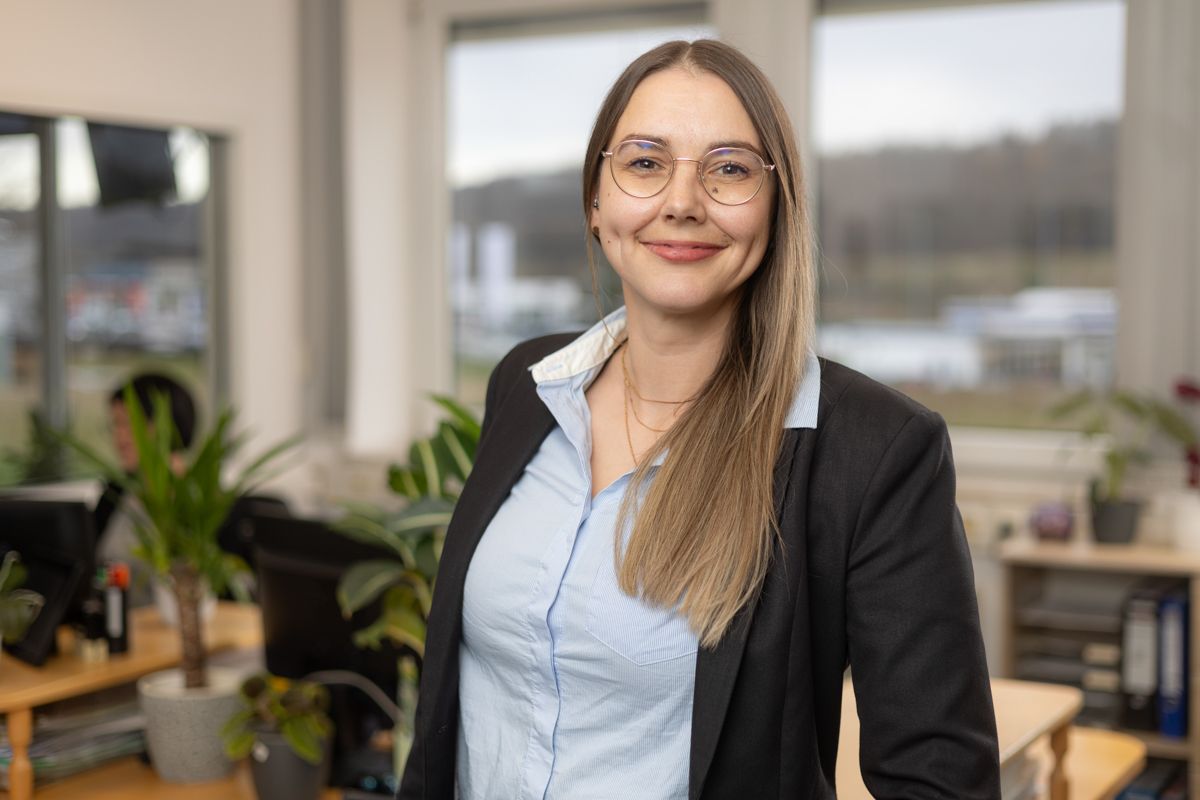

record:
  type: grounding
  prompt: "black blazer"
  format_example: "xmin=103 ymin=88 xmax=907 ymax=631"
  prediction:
xmin=399 ymin=335 xmax=1000 ymax=799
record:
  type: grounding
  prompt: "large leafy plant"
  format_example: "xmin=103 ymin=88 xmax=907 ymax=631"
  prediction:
xmin=57 ymin=387 xmax=299 ymax=688
xmin=1050 ymin=388 xmax=1199 ymax=502
xmin=0 ymin=551 xmax=44 ymax=646
xmin=333 ymin=395 xmax=480 ymax=768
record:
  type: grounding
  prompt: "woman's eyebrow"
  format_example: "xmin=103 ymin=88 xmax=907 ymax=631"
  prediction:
xmin=615 ymin=133 xmax=764 ymax=156
xmin=616 ymin=133 xmax=668 ymax=147
xmin=706 ymin=139 xmax=763 ymax=155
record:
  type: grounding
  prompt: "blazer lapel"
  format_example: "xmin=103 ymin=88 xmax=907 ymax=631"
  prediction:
xmin=421 ymin=373 xmax=556 ymax=738
xmin=689 ymin=429 xmax=802 ymax=799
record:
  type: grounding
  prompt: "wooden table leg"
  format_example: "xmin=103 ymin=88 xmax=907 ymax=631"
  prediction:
xmin=6 ymin=706 xmax=34 ymax=800
xmin=1048 ymin=724 xmax=1070 ymax=800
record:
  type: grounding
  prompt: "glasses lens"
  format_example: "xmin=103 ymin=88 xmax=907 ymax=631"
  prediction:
xmin=701 ymin=148 xmax=765 ymax=205
xmin=610 ymin=141 xmax=673 ymax=198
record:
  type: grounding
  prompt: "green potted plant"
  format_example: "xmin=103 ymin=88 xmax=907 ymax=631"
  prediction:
xmin=221 ymin=672 xmax=334 ymax=800
xmin=1050 ymin=388 xmax=1199 ymax=542
xmin=334 ymin=396 xmax=479 ymax=776
xmin=0 ymin=551 xmax=45 ymax=667
xmin=56 ymin=387 xmax=299 ymax=782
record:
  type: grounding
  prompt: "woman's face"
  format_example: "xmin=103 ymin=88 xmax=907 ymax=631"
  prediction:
xmin=591 ymin=67 xmax=774 ymax=322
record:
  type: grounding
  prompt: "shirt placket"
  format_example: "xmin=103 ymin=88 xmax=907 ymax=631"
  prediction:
xmin=521 ymin=379 xmax=596 ymax=799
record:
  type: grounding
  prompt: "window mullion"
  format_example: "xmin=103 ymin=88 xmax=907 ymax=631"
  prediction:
xmin=35 ymin=118 xmax=67 ymax=430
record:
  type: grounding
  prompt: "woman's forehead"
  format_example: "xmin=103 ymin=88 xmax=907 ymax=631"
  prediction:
xmin=614 ymin=68 xmax=761 ymax=151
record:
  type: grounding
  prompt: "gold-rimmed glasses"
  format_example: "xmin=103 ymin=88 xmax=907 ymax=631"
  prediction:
xmin=600 ymin=139 xmax=776 ymax=206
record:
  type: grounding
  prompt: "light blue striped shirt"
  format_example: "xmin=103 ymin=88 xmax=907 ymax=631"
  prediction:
xmin=456 ymin=308 xmax=820 ymax=800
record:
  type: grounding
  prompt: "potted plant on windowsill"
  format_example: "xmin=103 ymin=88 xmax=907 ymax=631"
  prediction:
xmin=221 ymin=673 xmax=334 ymax=800
xmin=1050 ymin=388 xmax=1199 ymax=543
xmin=0 ymin=551 xmax=44 ymax=669
xmin=333 ymin=396 xmax=479 ymax=778
xmin=57 ymin=387 xmax=299 ymax=782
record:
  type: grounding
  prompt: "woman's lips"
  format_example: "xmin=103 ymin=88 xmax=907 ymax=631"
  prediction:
xmin=642 ymin=240 xmax=726 ymax=263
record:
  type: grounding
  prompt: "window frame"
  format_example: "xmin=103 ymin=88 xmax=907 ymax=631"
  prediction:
xmin=0 ymin=109 xmax=227 ymax=443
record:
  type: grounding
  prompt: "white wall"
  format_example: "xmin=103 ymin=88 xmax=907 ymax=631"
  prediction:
xmin=0 ymin=0 xmax=305 ymax=474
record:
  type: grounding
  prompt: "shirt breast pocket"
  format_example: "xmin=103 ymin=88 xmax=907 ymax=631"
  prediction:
xmin=584 ymin=557 xmax=699 ymax=666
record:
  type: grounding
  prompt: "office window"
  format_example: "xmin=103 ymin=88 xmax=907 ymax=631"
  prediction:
xmin=812 ymin=0 xmax=1124 ymax=428
xmin=447 ymin=12 xmax=713 ymax=403
xmin=0 ymin=113 xmax=42 ymax=484
xmin=0 ymin=112 xmax=217 ymax=484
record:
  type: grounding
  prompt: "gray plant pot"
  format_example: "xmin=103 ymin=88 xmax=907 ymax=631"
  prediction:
xmin=249 ymin=729 xmax=332 ymax=800
xmin=138 ymin=667 xmax=241 ymax=783
xmin=1091 ymin=499 xmax=1142 ymax=543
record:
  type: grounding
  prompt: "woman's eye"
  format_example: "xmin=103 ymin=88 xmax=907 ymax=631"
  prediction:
xmin=627 ymin=158 xmax=665 ymax=172
xmin=712 ymin=161 xmax=750 ymax=178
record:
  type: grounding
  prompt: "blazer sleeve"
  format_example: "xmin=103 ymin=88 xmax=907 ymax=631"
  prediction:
xmin=845 ymin=410 xmax=1001 ymax=799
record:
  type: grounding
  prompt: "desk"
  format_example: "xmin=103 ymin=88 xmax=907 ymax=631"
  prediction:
xmin=1 ymin=603 xmax=261 ymax=800
xmin=835 ymin=677 xmax=1141 ymax=800
xmin=32 ymin=757 xmax=342 ymax=800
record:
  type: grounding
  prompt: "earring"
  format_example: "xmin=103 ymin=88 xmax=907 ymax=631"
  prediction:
xmin=592 ymin=197 xmax=599 ymax=209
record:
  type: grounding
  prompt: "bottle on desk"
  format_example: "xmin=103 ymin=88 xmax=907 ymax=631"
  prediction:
xmin=78 ymin=571 xmax=109 ymax=664
xmin=104 ymin=561 xmax=130 ymax=655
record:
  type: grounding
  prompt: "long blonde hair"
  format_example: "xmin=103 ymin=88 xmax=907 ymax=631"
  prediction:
xmin=581 ymin=40 xmax=816 ymax=649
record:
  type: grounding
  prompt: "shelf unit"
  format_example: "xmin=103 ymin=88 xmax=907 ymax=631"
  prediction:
xmin=1000 ymin=539 xmax=1200 ymax=797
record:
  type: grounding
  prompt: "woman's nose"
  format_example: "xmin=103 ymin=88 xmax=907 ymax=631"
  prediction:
xmin=659 ymin=159 xmax=707 ymax=222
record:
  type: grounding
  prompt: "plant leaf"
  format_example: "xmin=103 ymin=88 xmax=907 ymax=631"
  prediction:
xmin=430 ymin=395 xmax=482 ymax=442
xmin=336 ymin=560 xmax=409 ymax=616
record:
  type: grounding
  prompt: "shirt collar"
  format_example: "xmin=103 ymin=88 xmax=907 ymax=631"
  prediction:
xmin=530 ymin=307 xmax=820 ymax=430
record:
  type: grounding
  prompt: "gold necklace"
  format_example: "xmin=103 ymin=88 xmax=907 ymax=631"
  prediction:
xmin=620 ymin=347 xmax=689 ymax=433
xmin=620 ymin=345 xmax=697 ymax=404
xmin=622 ymin=377 xmax=640 ymax=465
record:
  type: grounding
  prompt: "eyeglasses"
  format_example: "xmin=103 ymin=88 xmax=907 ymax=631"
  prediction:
xmin=600 ymin=139 xmax=776 ymax=206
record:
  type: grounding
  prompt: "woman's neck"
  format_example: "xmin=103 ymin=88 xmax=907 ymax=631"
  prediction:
xmin=620 ymin=301 xmax=734 ymax=404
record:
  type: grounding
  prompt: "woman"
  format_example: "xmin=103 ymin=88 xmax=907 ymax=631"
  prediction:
xmin=400 ymin=40 xmax=999 ymax=799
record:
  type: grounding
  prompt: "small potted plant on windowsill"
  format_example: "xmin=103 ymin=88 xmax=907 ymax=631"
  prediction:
xmin=0 ymin=551 xmax=44 ymax=669
xmin=221 ymin=673 xmax=334 ymax=800
xmin=1050 ymin=388 xmax=1199 ymax=543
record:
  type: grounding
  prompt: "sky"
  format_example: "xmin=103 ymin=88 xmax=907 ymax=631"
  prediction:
xmin=812 ymin=0 xmax=1124 ymax=153
xmin=447 ymin=0 xmax=1123 ymax=185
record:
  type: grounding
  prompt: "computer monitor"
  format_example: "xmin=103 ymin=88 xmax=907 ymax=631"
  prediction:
xmin=0 ymin=500 xmax=96 ymax=666
xmin=251 ymin=511 xmax=405 ymax=794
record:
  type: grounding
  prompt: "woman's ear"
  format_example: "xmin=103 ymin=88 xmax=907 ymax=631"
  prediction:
xmin=590 ymin=197 xmax=600 ymax=238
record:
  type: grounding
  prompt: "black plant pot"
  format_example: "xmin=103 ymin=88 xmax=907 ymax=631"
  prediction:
xmin=249 ymin=730 xmax=331 ymax=800
xmin=1090 ymin=499 xmax=1142 ymax=544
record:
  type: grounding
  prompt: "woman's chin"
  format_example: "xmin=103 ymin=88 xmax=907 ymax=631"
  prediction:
xmin=625 ymin=286 xmax=738 ymax=322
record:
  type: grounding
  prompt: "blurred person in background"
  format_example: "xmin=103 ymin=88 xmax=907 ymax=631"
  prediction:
xmin=93 ymin=371 xmax=197 ymax=607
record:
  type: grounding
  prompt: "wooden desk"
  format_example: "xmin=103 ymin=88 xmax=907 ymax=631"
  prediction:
xmin=836 ymin=678 xmax=1086 ymax=799
xmin=1029 ymin=725 xmax=1147 ymax=800
xmin=1 ymin=603 xmax=261 ymax=800
xmin=32 ymin=757 xmax=342 ymax=800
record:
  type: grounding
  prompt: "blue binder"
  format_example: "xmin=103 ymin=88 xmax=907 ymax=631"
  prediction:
xmin=1157 ymin=585 xmax=1189 ymax=738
